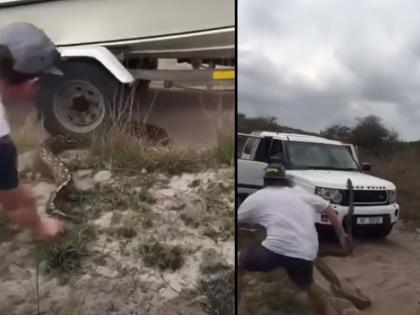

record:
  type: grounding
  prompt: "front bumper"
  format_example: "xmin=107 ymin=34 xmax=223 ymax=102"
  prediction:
xmin=317 ymin=203 xmax=400 ymax=226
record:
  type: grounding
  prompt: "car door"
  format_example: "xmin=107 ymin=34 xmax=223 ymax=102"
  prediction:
xmin=237 ymin=133 xmax=267 ymax=194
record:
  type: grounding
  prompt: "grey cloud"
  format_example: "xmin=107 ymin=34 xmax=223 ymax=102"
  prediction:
xmin=239 ymin=0 xmax=420 ymax=140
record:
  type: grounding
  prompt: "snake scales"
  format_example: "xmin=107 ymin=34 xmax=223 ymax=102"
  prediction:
xmin=39 ymin=122 xmax=171 ymax=221
xmin=40 ymin=135 xmax=90 ymax=220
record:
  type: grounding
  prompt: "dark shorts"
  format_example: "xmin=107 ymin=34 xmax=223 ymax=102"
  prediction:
xmin=0 ymin=135 xmax=18 ymax=190
xmin=240 ymin=243 xmax=314 ymax=290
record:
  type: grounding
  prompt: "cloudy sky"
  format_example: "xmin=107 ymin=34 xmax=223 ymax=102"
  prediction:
xmin=238 ymin=0 xmax=420 ymax=140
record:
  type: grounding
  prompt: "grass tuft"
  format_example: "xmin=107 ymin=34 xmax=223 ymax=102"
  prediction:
xmin=40 ymin=225 xmax=95 ymax=277
xmin=138 ymin=238 xmax=184 ymax=271
xmin=195 ymin=250 xmax=234 ymax=315
xmin=214 ymin=131 xmax=234 ymax=167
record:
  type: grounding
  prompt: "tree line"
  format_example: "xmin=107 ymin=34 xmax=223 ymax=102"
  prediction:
xmin=238 ymin=113 xmax=402 ymax=155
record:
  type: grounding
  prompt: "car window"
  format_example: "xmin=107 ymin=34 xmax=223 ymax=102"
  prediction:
xmin=243 ymin=137 xmax=257 ymax=155
xmin=241 ymin=137 xmax=259 ymax=160
xmin=287 ymin=141 xmax=359 ymax=170
xmin=268 ymin=140 xmax=284 ymax=163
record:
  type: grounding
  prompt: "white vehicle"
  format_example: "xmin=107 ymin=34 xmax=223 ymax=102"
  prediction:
xmin=0 ymin=0 xmax=235 ymax=136
xmin=238 ymin=131 xmax=399 ymax=238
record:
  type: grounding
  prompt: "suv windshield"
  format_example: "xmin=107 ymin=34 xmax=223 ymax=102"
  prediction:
xmin=286 ymin=141 xmax=359 ymax=170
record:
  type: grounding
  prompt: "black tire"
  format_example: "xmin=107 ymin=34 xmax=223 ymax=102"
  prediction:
xmin=36 ymin=60 xmax=119 ymax=137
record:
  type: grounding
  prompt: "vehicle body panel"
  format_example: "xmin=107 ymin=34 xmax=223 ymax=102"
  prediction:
xmin=237 ymin=132 xmax=399 ymax=229
xmin=0 ymin=0 xmax=235 ymax=58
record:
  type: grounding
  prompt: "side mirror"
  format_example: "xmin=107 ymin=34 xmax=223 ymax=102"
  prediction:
xmin=362 ymin=162 xmax=372 ymax=172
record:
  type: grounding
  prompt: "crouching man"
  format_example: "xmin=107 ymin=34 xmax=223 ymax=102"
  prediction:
xmin=238 ymin=163 xmax=352 ymax=314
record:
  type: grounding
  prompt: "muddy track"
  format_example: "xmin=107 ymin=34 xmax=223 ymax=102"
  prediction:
xmin=319 ymin=224 xmax=420 ymax=315
xmin=239 ymin=224 xmax=420 ymax=315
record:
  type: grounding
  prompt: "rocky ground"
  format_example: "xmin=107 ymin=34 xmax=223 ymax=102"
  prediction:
xmin=0 ymin=149 xmax=234 ymax=315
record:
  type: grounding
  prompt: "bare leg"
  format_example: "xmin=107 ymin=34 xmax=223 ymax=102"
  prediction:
xmin=307 ymin=283 xmax=327 ymax=315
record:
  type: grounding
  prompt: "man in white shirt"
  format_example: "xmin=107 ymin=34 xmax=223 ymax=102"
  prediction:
xmin=238 ymin=163 xmax=352 ymax=314
xmin=0 ymin=22 xmax=63 ymax=239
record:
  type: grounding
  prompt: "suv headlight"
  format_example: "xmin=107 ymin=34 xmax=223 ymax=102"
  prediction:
xmin=389 ymin=190 xmax=397 ymax=203
xmin=315 ymin=187 xmax=343 ymax=204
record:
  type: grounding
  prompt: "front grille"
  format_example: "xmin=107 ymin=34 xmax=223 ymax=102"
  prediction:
xmin=340 ymin=190 xmax=388 ymax=206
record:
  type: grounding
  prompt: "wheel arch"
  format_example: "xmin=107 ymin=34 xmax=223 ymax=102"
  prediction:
xmin=58 ymin=46 xmax=135 ymax=84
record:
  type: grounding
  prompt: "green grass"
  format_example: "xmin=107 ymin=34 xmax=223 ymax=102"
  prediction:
xmin=180 ymin=178 xmax=234 ymax=241
xmin=214 ymin=131 xmax=234 ymax=167
xmin=39 ymin=225 xmax=96 ymax=278
xmin=63 ymin=119 xmax=234 ymax=177
xmin=115 ymin=225 xmax=137 ymax=239
xmin=63 ymin=180 xmax=156 ymax=220
xmin=82 ymin=125 xmax=212 ymax=176
xmin=361 ymin=148 xmax=420 ymax=225
xmin=194 ymin=250 xmax=234 ymax=315
xmin=199 ymin=181 xmax=234 ymax=241
xmin=138 ymin=238 xmax=185 ymax=271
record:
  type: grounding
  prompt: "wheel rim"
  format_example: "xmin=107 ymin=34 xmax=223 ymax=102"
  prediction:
xmin=52 ymin=80 xmax=106 ymax=133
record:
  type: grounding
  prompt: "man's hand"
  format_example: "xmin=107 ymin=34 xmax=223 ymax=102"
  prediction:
xmin=324 ymin=206 xmax=353 ymax=254
xmin=339 ymin=232 xmax=353 ymax=253
xmin=0 ymin=186 xmax=63 ymax=240
xmin=34 ymin=217 xmax=63 ymax=240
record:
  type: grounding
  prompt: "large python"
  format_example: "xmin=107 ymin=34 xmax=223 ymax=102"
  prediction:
xmin=39 ymin=122 xmax=171 ymax=221
xmin=40 ymin=135 xmax=90 ymax=220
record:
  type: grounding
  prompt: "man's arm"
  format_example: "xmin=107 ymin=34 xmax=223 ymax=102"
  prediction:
xmin=303 ymin=189 xmax=353 ymax=253
xmin=324 ymin=206 xmax=353 ymax=253
xmin=323 ymin=206 xmax=345 ymax=238
xmin=0 ymin=137 xmax=62 ymax=239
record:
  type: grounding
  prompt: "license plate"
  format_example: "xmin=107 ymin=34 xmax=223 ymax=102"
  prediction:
xmin=357 ymin=216 xmax=383 ymax=225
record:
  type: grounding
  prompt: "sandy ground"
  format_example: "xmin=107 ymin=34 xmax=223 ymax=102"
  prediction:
xmin=0 ymin=154 xmax=234 ymax=315
xmin=0 ymin=88 xmax=234 ymax=314
xmin=322 ymin=224 xmax=420 ymax=315
xmin=240 ymin=223 xmax=420 ymax=315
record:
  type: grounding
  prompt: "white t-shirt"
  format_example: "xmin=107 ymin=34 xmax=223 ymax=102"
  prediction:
xmin=238 ymin=186 xmax=330 ymax=261
xmin=0 ymin=101 xmax=10 ymax=137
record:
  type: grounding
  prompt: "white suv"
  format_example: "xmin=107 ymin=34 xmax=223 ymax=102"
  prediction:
xmin=237 ymin=131 xmax=399 ymax=238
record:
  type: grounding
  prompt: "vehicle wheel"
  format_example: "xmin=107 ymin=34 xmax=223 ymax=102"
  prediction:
xmin=36 ymin=60 xmax=119 ymax=137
